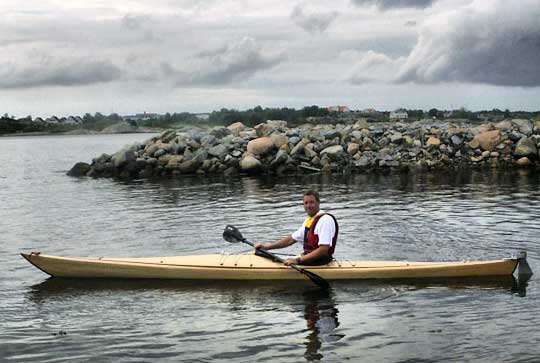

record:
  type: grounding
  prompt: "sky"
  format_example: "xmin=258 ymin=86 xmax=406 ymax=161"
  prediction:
xmin=1 ymin=0 xmax=539 ymax=118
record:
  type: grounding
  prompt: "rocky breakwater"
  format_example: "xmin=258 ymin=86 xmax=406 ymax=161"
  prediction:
xmin=68 ymin=118 xmax=540 ymax=179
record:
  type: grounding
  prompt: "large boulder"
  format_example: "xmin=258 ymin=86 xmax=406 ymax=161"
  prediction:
xmin=512 ymin=119 xmax=533 ymax=135
xmin=240 ymin=155 xmax=262 ymax=172
xmin=111 ymin=148 xmax=137 ymax=168
xmin=208 ymin=144 xmax=229 ymax=158
xmin=247 ymin=137 xmax=275 ymax=156
xmin=470 ymin=130 xmax=501 ymax=151
xmin=270 ymin=133 xmax=288 ymax=148
xmin=320 ymin=145 xmax=344 ymax=157
xmin=514 ymin=137 xmax=538 ymax=158
xmin=227 ymin=122 xmax=245 ymax=137
xmin=67 ymin=162 xmax=91 ymax=177
xmin=426 ymin=137 xmax=441 ymax=148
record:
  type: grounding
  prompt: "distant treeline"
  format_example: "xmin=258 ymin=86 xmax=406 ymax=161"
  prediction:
xmin=207 ymin=106 xmax=330 ymax=127
xmin=2 ymin=107 xmax=540 ymax=135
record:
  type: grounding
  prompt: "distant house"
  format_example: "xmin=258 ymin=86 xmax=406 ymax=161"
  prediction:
xmin=124 ymin=112 xmax=160 ymax=121
xmin=389 ymin=110 xmax=408 ymax=120
xmin=195 ymin=113 xmax=210 ymax=120
xmin=328 ymin=105 xmax=350 ymax=113
xmin=33 ymin=117 xmax=45 ymax=123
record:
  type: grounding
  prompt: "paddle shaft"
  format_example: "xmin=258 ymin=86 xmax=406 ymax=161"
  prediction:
xmin=240 ymin=238 xmax=329 ymax=288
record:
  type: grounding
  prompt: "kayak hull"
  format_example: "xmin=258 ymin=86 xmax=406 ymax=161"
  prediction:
xmin=21 ymin=253 xmax=521 ymax=280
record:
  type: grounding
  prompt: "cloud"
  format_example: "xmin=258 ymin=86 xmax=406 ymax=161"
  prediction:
xmin=346 ymin=50 xmax=405 ymax=84
xmin=167 ymin=37 xmax=283 ymax=86
xmin=290 ymin=4 xmax=339 ymax=34
xmin=0 ymin=54 xmax=122 ymax=89
xmin=351 ymin=0 xmax=437 ymax=10
xmin=396 ymin=0 xmax=540 ymax=87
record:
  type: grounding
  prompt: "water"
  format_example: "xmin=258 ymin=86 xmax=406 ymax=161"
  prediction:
xmin=1 ymin=134 xmax=539 ymax=362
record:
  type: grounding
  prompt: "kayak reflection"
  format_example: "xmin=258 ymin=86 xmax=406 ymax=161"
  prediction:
xmin=302 ymin=289 xmax=344 ymax=362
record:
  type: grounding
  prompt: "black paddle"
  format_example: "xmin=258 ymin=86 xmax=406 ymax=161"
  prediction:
xmin=222 ymin=225 xmax=330 ymax=289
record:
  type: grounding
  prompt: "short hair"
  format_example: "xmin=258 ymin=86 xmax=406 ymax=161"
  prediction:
xmin=303 ymin=190 xmax=320 ymax=202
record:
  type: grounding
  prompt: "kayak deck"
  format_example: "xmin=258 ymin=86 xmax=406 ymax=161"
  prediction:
xmin=21 ymin=252 xmax=528 ymax=280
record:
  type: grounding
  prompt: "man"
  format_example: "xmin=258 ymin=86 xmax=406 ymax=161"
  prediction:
xmin=255 ymin=190 xmax=338 ymax=266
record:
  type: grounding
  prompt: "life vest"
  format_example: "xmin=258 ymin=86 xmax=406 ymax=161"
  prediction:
xmin=303 ymin=212 xmax=338 ymax=256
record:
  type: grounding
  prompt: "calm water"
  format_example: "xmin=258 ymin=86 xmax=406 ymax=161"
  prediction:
xmin=1 ymin=134 xmax=539 ymax=362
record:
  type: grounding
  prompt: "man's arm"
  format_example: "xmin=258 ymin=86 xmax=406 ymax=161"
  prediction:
xmin=255 ymin=235 xmax=296 ymax=251
xmin=284 ymin=245 xmax=330 ymax=266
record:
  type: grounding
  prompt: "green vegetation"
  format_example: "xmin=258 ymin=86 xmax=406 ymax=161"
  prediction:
xmin=2 ymin=107 xmax=540 ymax=136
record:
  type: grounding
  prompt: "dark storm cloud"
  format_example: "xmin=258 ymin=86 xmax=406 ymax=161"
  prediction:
xmin=396 ymin=0 xmax=540 ymax=87
xmin=0 ymin=57 xmax=122 ymax=89
xmin=290 ymin=5 xmax=338 ymax=34
xmin=351 ymin=0 xmax=436 ymax=10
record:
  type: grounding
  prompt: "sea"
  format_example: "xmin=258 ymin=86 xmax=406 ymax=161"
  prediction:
xmin=1 ymin=133 xmax=539 ymax=362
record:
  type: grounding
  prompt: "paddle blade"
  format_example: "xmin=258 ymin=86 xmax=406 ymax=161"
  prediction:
xmin=301 ymin=269 xmax=330 ymax=290
xmin=223 ymin=225 xmax=245 ymax=243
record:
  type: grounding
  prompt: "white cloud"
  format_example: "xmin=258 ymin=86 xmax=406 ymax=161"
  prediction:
xmin=290 ymin=4 xmax=339 ymax=34
xmin=351 ymin=0 xmax=437 ymax=10
xmin=345 ymin=50 xmax=406 ymax=83
xmin=166 ymin=37 xmax=284 ymax=86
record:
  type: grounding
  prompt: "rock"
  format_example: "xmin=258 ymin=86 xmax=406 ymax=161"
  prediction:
xmin=161 ymin=130 xmax=177 ymax=143
xmin=389 ymin=132 xmax=403 ymax=144
xmin=239 ymin=130 xmax=257 ymax=139
xmin=322 ymin=129 xmax=341 ymax=140
xmin=247 ymin=137 xmax=275 ymax=156
xmin=201 ymin=135 xmax=218 ymax=147
xmin=471 ymin=130 xmax=501 ymax=151
xmin=240 ymin=154 xmax=262 ymax=172
xmin=354 ymin=119 xmax=369 ymax=129
xmin=227 ymin=122 xmax=245 ymax=136
xmin=208 ymin=144 xmax=229 ymax=158
xmin=165 ymin=155 xmax=185 ymax=170
xmin=192 ymin=149 xmax=209 ymax=164
xmin=447 ymin=127 xmax=467 ymax=136
xmin=347 ymin=143 xmax=360 ymax=155
xmin=320 ymin=145 xmax=344 ymax=157
xmin=67 ymin=162 xmax=91 ymax=177
xmin=290 ymin=142 xmax=305 ymax=156
xmin=271 ymin=149 xmax=289 ymax=167
xmin=93 ymin=153 xmax=111 ymax=164
xmin=512 ymin=119 xmax=533 ymax=135
xmin=254 ymin=123 xmax=274 ymax=137
xmin=426 ymin=137 xmax=441 ymax=148
xmin=516 ymin=157 xmax=531 ymax=166
xmin=154 ymin=149 xmax=166 ymax=158
xmin=177 ymin=160 xmax=198 ymax=174
xmin=494 ymin=120 xmax=512 ymax=130
xmin=145 ymin=143 xmax=159 ymax=157
xmin=470 ymin=123 xmax=493 ymax=135
xmin=209 ymin=127 xmax=231 ymax=139
xmin=451 ymin=135 xmax=462 ymax=145
xmin=111 ymin=148 xmax=136 ymax=168
xmin=514 ymin=137 xmax=538 ymax=158
xmin=270 ymin=133 xmax=288 ymax=148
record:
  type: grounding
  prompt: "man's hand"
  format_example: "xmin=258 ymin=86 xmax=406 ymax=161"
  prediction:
xmin=254 ymin=243 xmax=267 ymax=250
xmin=284 ymin=258 xmax=297 ymax=266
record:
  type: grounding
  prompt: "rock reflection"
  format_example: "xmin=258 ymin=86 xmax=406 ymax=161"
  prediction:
xmin=302 ymin=289 xmax=344 ymax=362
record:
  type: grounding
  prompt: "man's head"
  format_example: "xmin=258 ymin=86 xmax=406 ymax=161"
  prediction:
xmin=303 ymin=190 xmax=321 ymax=217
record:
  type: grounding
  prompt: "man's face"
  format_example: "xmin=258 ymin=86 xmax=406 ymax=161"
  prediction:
xmin=303 ymin=195 xmax=320 ymax=217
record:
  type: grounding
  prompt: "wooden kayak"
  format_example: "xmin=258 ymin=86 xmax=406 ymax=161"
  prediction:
xmin=21 ymin=251 xmax=532 ymax=280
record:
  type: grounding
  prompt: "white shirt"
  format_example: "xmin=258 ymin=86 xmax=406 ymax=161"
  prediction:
xmin=291 ymin=210 xmax=336 ymax=246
